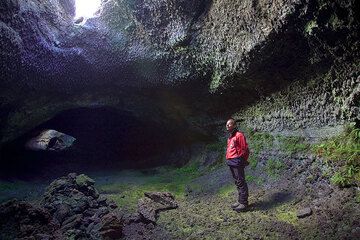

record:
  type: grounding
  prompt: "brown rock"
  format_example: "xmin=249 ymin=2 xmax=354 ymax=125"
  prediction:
xmin=100 ymin=213 xmax=123 ymax=239
xmin=138 ymin=192 xmax=178 ymax=223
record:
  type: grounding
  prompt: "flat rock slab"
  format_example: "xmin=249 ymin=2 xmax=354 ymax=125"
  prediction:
xmin=297 ymin=207 xmax=312 ymax=218
xmin=138 ymin=192 xmax=178 ymax=223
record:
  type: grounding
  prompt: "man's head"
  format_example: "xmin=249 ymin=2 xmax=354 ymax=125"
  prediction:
xmin=226 ymin=118 xmax=236 ymax=132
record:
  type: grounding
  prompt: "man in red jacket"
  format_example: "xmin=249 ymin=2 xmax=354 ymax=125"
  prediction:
xmin=226 ymin=118 xmax=249 ymax=212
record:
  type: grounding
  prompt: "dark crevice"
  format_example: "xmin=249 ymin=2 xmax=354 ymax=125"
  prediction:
xmin=0 ymin=106 xmax=212 ymax=180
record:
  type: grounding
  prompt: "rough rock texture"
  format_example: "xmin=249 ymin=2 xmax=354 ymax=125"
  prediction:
xmin=194 ymin=0 xmax=302 ymax=89
xmin=0 ymin=173 xmax=123 ymax=240
xmin=0 ymin=199 xmax=56 ymax=240
xmin=235 ymin=66 xmax=360 ymax=134
xmin=42 ymin=173 xmax=123 ymax=239
xmin=0 ymin=0 xmax=359 ymax=173
xmin=3 ymin=0 xmax=359 ymax=144
xmin=138 ymin=192 xmax=178 ymax=223
xmin=232 ymin=0 xmax=360 ymax=134
xmin=25 ymin=129 xmax=76 ymax=151
xmin=297 ymin=207 xmax=313 ymax=218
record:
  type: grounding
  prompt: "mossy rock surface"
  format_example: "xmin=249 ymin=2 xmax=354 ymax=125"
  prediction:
xmin=75 ymin=174 xmax=95 ymax=188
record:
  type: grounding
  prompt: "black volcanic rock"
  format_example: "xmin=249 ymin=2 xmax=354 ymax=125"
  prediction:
xmin=0 ymin=173 xmax=123 ymax=240
xmin=41 ymin=173 xmax=122 ymax=239
xmin=0 ymin=199 xmax=56 ymax=240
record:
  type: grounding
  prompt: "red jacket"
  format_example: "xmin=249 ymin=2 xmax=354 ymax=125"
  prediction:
xmin=226 ymin=130 xmax=249 ymax=161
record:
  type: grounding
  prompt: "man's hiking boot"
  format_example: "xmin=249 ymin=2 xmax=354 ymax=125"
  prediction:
xmin=234 ymin=203 xmax=248 ymax=212
xmin=231 ymin=202 xmax=240 ymax=209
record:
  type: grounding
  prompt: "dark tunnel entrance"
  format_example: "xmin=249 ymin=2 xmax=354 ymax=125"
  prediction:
xmin=0 ymin=107 xmax=212 ymax=180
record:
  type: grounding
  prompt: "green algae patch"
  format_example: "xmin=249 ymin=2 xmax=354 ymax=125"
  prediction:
xmin=275 ymin=205 xmax=298 ymax=225
xmin=156 ymin=195 xmax=286 ymax=240
xmin=98 ymin=162 xmax=205 ymax=212
xmin=75 ymin=174 xmax=95 ymax=187
xmin=246 ymin=174 xmax=265 ymax=185
xmin=355 ymin=190 xmax=360 ymax=204
xmin=209 ymin=71 xmax=223 ymax=93
xmin=265 ymin=158 xmax=286 ymax=179
xmin=247 ymin=131 xmax=275 ymax=154
xmin=217 ymin=184 xmax=235 ymax=198
xmin=277 ymin=135 xmax=310 ymax=154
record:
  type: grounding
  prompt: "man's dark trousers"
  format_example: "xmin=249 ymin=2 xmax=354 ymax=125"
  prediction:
xmin=227 ymin=158 xmax=248 ymax=205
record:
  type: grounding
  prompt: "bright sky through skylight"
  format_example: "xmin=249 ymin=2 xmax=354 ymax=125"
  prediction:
xmin=75 ymin=0 xmax=101 ymax=19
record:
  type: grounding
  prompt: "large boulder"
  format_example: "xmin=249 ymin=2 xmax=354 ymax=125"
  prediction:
xmin=42 ymin=173 xmax=122 ymax=239
xmin=0 ymin=173 xmax=123 ymax=240
xmin=25 ymin=129 xmax=76 ymax=151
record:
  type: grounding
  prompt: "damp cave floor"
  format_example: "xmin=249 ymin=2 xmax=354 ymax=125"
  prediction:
xmin=0 ymin=164 xmax=359 ymax=240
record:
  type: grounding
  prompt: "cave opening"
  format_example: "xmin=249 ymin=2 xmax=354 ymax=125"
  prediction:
xmin=75 ymin=0 xmax=101 ymax=19
xmin=0 ymin=106 xmax=212 ymax=180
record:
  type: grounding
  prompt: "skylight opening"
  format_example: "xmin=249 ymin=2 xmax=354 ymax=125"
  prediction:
xmin=75 ymin=0 xmax=102 ymax=20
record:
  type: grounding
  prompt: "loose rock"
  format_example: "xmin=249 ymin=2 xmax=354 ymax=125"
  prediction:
xmin=297 ymin=207 xmax=313 ymax=218
xmin=138 ymin=192 xmax=178 ymax=223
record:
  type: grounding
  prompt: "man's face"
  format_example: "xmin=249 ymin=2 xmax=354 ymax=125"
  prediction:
xmin=226 ymin=120 xmax=235 ymax=132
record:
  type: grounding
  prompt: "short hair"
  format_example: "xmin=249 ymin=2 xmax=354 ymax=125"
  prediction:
xmin=227 ymin=118 xmax=235 ymax=123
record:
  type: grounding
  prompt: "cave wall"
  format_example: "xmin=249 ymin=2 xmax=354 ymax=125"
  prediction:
xmin=235 ymin=65 xmax=359 ymax=137
xmin=0 ymin=0 xmax=359 ymax=146
xmin=193 ymin=0 xmax=302 ymax=90
xmin=232 ymin=0 xmax=360 ymax=136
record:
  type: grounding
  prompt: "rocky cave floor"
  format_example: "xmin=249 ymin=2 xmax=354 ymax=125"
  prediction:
xmin=0 ymin=148 xmax=359 ymax=240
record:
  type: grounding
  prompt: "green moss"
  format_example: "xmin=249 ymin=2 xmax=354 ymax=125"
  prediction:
xmin=75 ymin=174 xmax=95 ymax=187
xmin=209 ymin=71 xmax=222 ymax=92
xmin=305 ymin=20 xmax=318 ymax=35
xmin=248 ymin=155 xmax=258 ymax=169
xmin=246 ymin=174 xmax=265 ymax=185
xmin=265 ymin=159 xmax=285 ymax=178
xmin=99 ymin=162 xmax=204 ymax=212
xmin=247 ymin=131 xmax=275 ymax=154
xmin=312 ymin=124 xmax=360 ymax=187
xmin=245 ymin=130 xmax=275 ymax=170
xmin=217 ymin=184 xmax=234 ymax=197
xmin=276 ymin=205 xmax=298 ymax=225
xmin=356 ymin=190 xmax=360 ymax=204
xmin=277 ymin=135 xmax=310 ymax=154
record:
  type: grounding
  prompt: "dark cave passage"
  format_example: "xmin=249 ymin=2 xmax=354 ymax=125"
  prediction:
xmin=0 ymin=106 xmax=211 ymax=180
